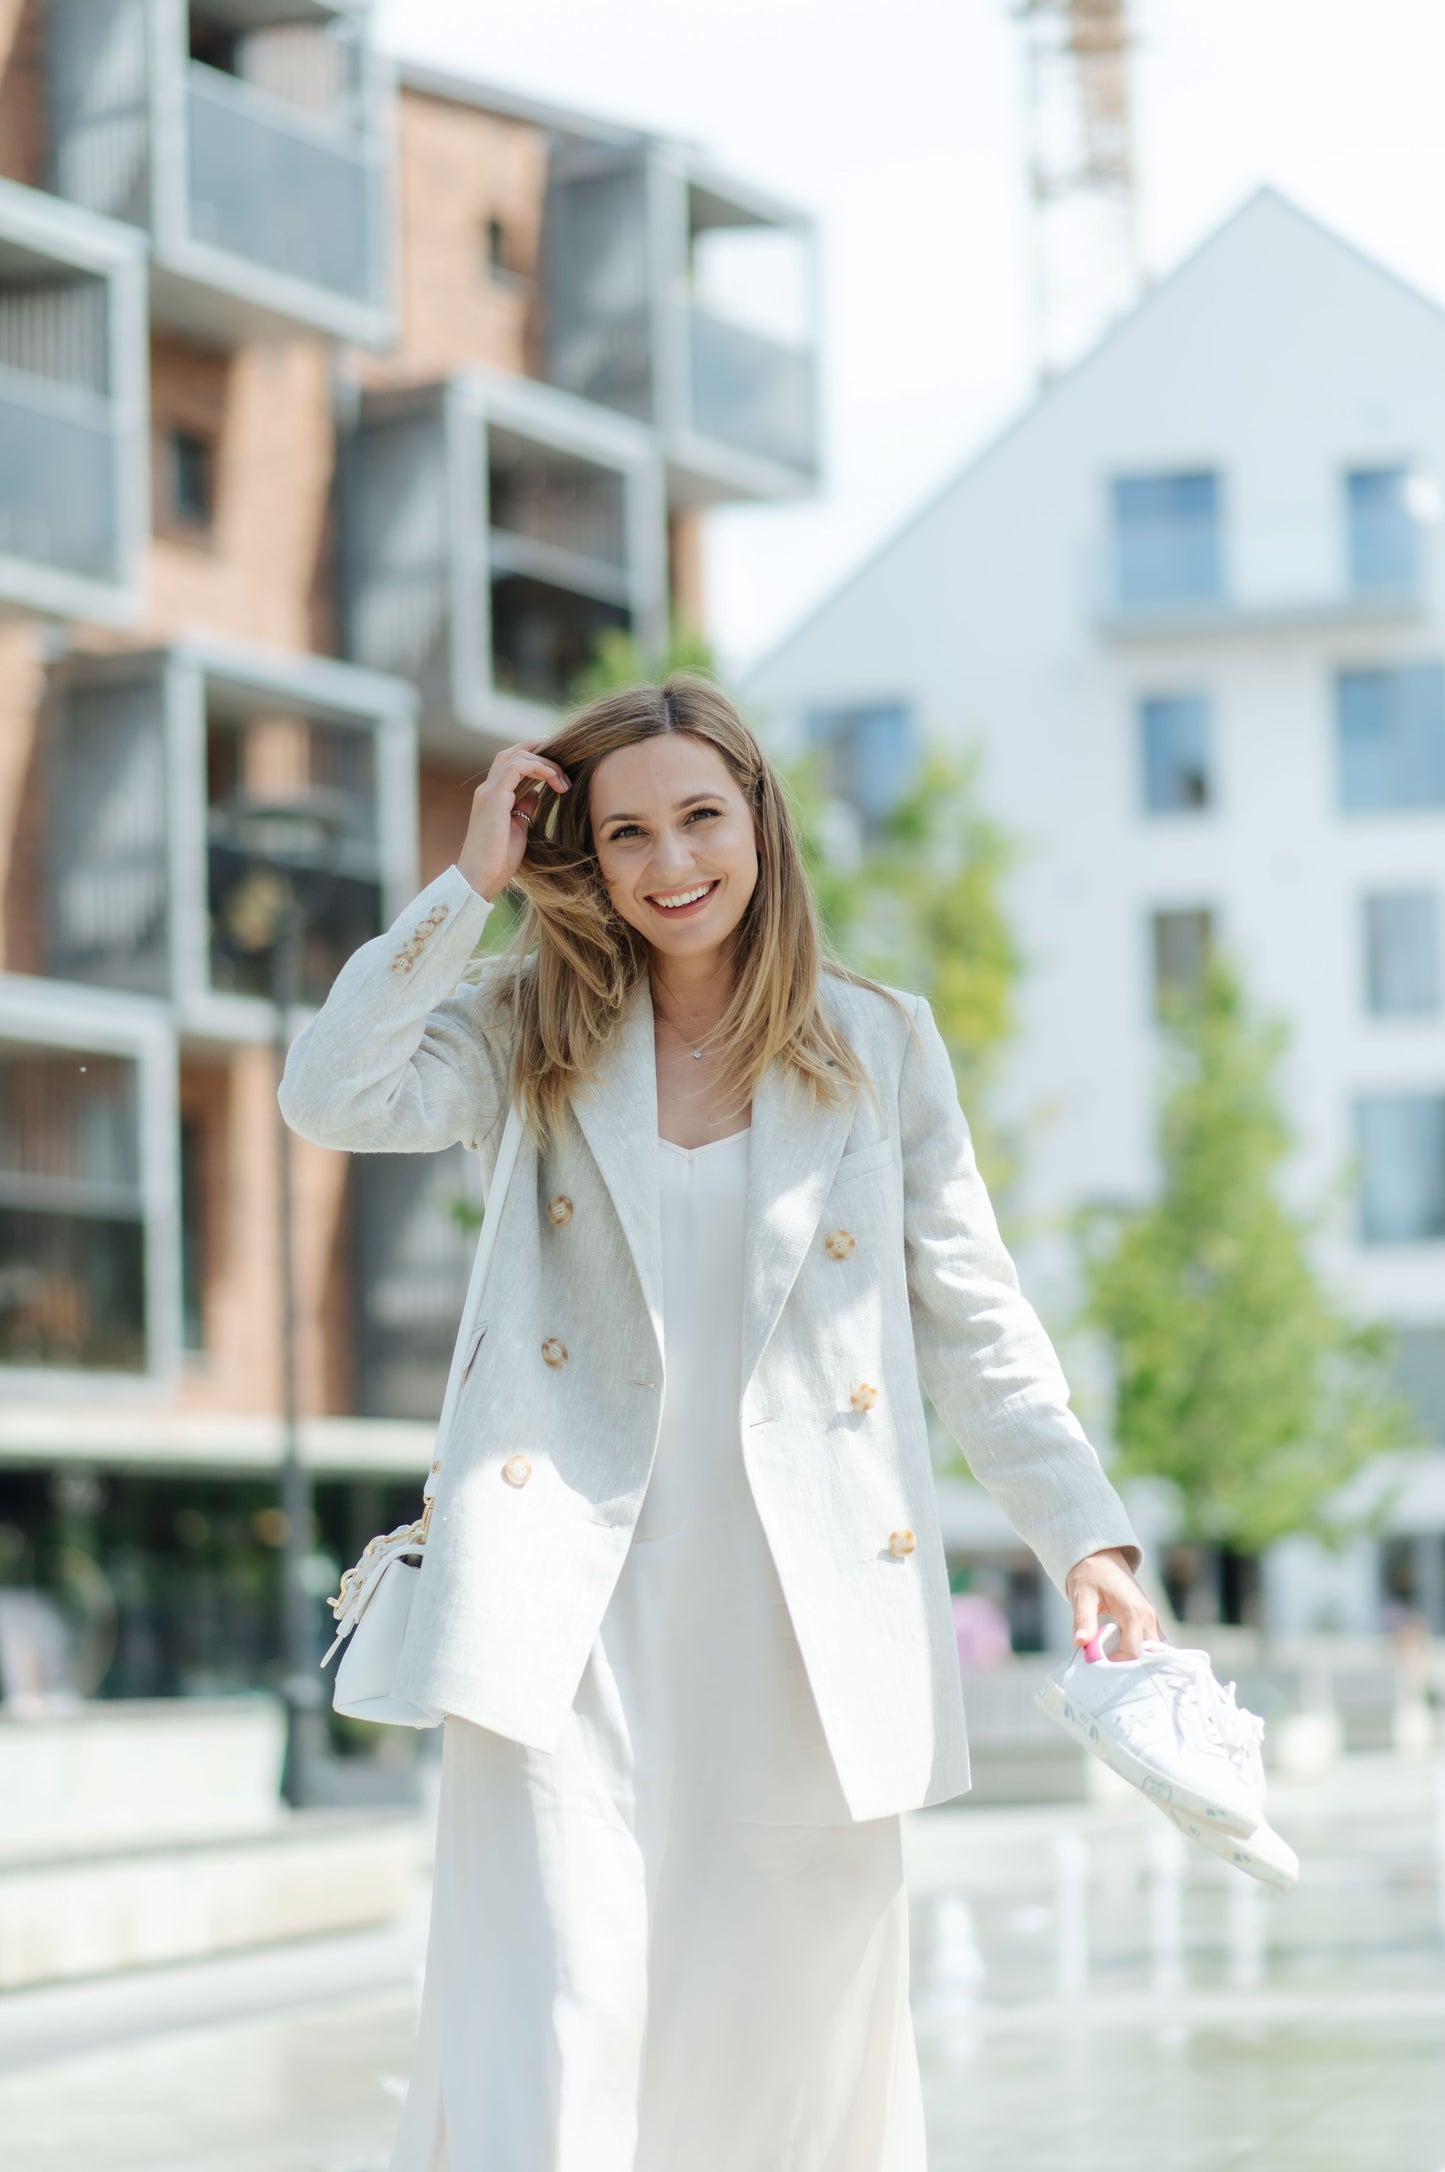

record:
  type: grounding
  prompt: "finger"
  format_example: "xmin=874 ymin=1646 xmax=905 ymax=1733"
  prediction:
xmin=497 ymin=749 xmax=571 ymax=793
xmin=1107 ymin=1602 xmax=1152 ymax=1660
xmin=1071 ymin=1585 xmax=1099 ymax=1648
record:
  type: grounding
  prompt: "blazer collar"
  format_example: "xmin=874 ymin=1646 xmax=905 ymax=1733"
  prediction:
xmin=568 ymin=972 xmax=857 ymax=1394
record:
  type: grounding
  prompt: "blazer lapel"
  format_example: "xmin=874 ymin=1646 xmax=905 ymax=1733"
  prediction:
xmin=739 ymin=1054 xmax=855 ymax=1393
xmin=570 ymin=974 xmax=857 ymax=1396
xmin=569 ymin=974 xmax=667 ymax=1364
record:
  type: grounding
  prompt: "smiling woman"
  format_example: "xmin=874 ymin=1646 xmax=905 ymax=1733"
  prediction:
xmin=279 ymin=670 xmax=1150 ymax=2172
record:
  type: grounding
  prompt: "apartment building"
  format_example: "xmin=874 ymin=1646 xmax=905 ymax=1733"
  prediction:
xmin=0 ymin=1 xmax=820 ymax=1697
xmin=745 ymin=188 xmax=1445 ymax=1641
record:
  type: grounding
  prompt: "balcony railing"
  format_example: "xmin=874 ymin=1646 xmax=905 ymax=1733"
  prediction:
xmin=1092 ymin=524 xmax=1431 ymax=633
xmin=0 ymin=363 xmax=118 ymax=581
xmin=686 ymin=305 xmax=817 ymax=477
xmin=186 ymin=62 xmax=381 ymax=308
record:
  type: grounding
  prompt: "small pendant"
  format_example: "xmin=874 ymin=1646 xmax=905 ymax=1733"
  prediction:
xmin=692 ymin=1048 xmax=703 ymax=1060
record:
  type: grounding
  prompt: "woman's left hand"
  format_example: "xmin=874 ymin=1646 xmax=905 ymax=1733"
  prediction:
xmin=1065 ymin=1546 xmax=1162 ymax=1659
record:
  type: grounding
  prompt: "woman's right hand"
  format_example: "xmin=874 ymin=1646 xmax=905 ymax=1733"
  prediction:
xmin=457 ymin=739 xmax=571 ymax=903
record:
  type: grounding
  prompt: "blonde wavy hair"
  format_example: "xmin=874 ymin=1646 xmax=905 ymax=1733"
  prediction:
xmin=470 ymin=672 xmax=913 ymax=1151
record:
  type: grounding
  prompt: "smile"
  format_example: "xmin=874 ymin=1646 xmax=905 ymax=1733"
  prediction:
xmin=647 ymin=880 xmax=720 ymax=916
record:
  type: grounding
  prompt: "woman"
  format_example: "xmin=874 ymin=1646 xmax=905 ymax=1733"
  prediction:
xmin=278 ymin=675 xmax=1158 ymax=2171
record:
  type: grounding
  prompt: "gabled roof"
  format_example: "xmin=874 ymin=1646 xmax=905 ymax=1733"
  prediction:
xmin=744 ymin=183 xmax=1445 ymax=684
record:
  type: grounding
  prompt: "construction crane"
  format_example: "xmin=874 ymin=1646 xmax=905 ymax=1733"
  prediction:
xmin=1014 ymin=0 xmax=1145 ymax=381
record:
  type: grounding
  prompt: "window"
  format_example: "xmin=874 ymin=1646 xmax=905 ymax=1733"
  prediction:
xmin=167 ymin=427 xmax=215 ymax=529
xmin=1337 ymin=665 xmax=1445 ymax=812
xmin=1141 ymin=692 xmax=1213 ymax=813
xmin=1346 ymin=467 xmax=1419 ymax=595
xmin=1112 ymin=471 xmax=1222 ymax=609
xmin=0 ymin=1044 xmax=147 ymax=1370
xmin=1363 ymin=892 xmax=1439 ymax=1015
xmin=804 ymin=703 xmax=924 ymax=831
xmin=1150 ymin=908 xmax=1214 ymax=1016
xmin=1356 ymin=1093 xmax=1445 ymax=1243
xmin=1390 ymin=1325 xmax=1445 ymax=1439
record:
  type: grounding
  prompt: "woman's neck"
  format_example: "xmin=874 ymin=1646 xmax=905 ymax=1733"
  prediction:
xmin=649 ymin=955 xmax=734 ymax=1040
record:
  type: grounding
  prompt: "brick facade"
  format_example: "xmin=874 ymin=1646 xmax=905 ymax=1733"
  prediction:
xmin=147 ymin=334 xmax=339 ymax=656
xmin=362 ymin=90 xmax=548 ymax=391
xmin=0 ymin=0 xmax=45 ymax=190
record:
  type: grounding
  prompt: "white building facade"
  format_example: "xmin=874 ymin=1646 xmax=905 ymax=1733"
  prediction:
xmin=745 ymin=189 xmax=1445 ymax=1640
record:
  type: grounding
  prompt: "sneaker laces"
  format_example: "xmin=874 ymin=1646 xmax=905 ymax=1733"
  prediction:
xmin=1148 ymin=1643 xmax=1265 ymax=1780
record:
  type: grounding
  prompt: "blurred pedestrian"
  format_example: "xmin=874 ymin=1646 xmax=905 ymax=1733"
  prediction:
xmin=280 ymin=674 xmax=1157 ymax=2171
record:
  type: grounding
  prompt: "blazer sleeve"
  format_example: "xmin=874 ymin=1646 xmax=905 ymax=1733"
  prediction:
xmin=277 ymin=861 xmax=509 ymax=1155
xmin=898 ymin=991 xmax=1144 ymax=1594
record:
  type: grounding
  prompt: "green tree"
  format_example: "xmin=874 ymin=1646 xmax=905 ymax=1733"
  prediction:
xmin=568 ymin=613 xmax=718 ymax=702
xmin=1075 ymin=952 xmax=1421 ymax=1573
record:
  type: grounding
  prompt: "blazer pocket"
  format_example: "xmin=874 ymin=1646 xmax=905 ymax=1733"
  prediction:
xmin=832 ymin=1135 xmax=897 ymax=1184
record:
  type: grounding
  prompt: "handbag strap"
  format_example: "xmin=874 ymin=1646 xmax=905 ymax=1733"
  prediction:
xmin=419 ymin=1096 xmax=527 ymax=1526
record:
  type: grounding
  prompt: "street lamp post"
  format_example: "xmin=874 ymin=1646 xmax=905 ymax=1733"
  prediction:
xmin=218 ymin=787 xmax=351 ymax=1811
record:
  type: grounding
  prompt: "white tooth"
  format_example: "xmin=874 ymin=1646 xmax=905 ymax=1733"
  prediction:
xmin=654 ymin=882 xmax=713 ymax=908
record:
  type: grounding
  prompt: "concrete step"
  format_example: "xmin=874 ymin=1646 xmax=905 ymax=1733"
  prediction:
xmin=0 ymin=1808 xmax=422 ymax=1992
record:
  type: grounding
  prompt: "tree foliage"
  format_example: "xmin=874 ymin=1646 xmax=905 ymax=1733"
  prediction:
xmin=778 ymin=738 xmax=1023 ymax=1195
xmin=1075 ymin=953 xmax=1421 ymax=1555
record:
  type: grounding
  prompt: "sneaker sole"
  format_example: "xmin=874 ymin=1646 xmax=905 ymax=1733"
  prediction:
xmin=1034 ymin=1676 xmax=1260 ymax=1836
xmin=1155 ymin=1798 xmax=1300 ymax=1890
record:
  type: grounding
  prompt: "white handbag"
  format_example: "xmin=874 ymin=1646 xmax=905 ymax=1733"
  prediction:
xmin=320 ymin=1098 xmax=526 ymax=1727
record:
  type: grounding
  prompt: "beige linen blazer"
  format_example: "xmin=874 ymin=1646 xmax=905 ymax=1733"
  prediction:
xmin=278 ymin=860 xmax=1143 ymax=1821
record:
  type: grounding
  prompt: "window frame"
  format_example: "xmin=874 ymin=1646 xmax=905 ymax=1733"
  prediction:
xmin=0 ymin=985 xmax=181 ymax=1393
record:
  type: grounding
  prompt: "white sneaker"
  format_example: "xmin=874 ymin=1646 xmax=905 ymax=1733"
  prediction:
xmin=1035 ymin=1626 xmax=1266 ymax=1836
xmin=1155 ymin=1796 xmax=1301 ymax=1890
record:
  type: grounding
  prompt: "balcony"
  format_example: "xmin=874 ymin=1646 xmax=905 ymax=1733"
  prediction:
xmin=39 ymin=638 xmax=417 ymax=1038
xmin=45 ymin=0 xmax=391 ymax=348
xmin=1092 ymin=476 xmax=1434 ymax=638
xmin=341 ymin=369 xmax=667 ymax=748
xmin=0 ymin=979 xmax=180 ymax=1391
xmin=0 ymin=179 xmax=147 ymax=623
xmin=541 ymin=144 xmax=820 ymax=506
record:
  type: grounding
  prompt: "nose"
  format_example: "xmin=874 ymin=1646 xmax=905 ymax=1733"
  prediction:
xmin=647 ymin=846 xmax=700 ymax=885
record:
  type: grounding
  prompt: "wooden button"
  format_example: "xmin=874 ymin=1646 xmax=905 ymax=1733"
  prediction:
xmin=501 ymin=1453 xmax=532 ymax=1487
xmin=546 ymin=1195 xmax=574 ymax=1225
xmin=849 ymin=1381 xmax=878 ymax=1412
xmin=541 ymin=1337 xmax=568 ymax=1367
xmin=824 ymin=1228 xmax=856 ymax=1259
xmin=888 ymin=1528 xmax=916 ymax=1558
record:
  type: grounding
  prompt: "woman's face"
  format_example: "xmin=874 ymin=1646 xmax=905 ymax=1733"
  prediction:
xmin=590 ymin=733 xmax=759 ymax=963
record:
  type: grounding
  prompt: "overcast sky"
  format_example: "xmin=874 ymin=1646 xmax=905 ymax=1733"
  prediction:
xmin=376 ymin=0 xmax=1445 ymax=678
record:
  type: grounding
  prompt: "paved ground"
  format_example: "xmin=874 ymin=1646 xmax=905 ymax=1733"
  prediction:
xmin=3 ymin=1752 xmax=1444 ymax=2171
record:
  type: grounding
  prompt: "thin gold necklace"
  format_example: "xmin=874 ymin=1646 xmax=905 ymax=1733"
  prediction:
xmin=654 ymin=995 xmax=711 ymax=1060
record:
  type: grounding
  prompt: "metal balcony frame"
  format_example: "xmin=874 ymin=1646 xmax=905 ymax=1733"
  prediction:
xmin=0 ymin=178 xmax=149 ymax=625
xmin=542 ymin=136 xmax=822 ymax=507
xmin=48 ymin=0 xmax=395 ymax=349
xmin=0 ymin=973 xmax=182 ymax=1399
xmin=42 ymin=634 xmax=419 ymax=1042
xmin=343 ymin=365 xmax=669 ymax=751
xmin=655 ymin=146 xmax=823 ymax=507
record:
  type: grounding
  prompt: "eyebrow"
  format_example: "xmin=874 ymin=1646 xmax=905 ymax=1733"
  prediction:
xmin=599 ymin=792 xmax=723 ymax=825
